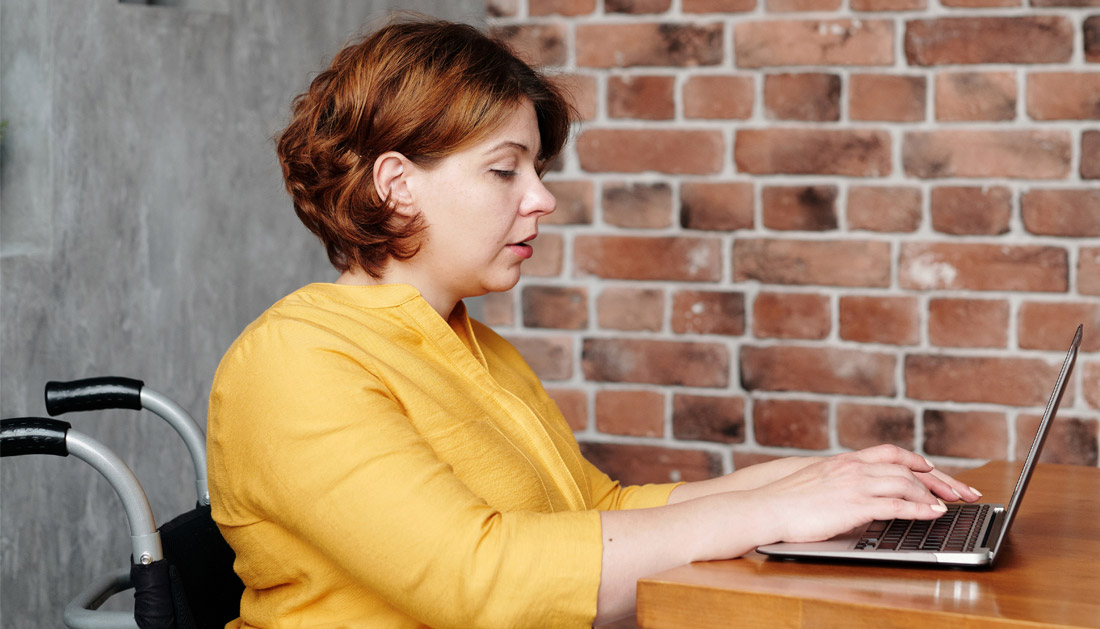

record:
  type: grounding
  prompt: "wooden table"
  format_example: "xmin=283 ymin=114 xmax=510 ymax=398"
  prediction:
xmin=637 ymin=462 xmax=1100 ymax=628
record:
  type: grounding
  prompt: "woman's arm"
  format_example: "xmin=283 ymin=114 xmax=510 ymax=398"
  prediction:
xmin=594 ymin=445 xmax=981 ymax=625
xmin=665 ymin=447 xmax=980 ymax=506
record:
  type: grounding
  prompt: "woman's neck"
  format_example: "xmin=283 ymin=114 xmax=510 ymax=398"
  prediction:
xmin=336 ymin=267 xmax=457 ymax=319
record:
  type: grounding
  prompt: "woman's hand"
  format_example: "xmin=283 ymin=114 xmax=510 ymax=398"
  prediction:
xmin=757 ymin=444 xmax=980 ymax=544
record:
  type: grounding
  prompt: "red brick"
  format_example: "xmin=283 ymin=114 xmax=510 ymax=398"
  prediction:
xmin=522 ymin=232 xmax=563 ymax=278
xmin=1027 ymin=73 xmax=1100 ymax=120
xmin=603 ymin=181 xmax=673 ymax=229
xmin=837 ymin=403 xmax=916 ymax=450
xmin=734 ymin=239 xmax=891 ymax=288
xmin=928 ymin=298 xmax=1009 ymax=349
xmin=596 ymin=287 xmax=665 ymax=332
xmin=543 ymin=180 xmax=594 ymax=225
xmin=522 ymin=285 xmax=588 ymax=330
xmin=733 ymin=451 xmax=785 ymax=469
xmin=734 ymin=20 xmax=894 ymax=68
xmin=545 ymin=387 xmax=588 ymax=431
xmin=1081 ymin=248 xmax=1100 ymax=295
xmin=1016 ymin=415 xmax=1098 ymax=466
xmin=488 ymin=24 xmax=568 ymax=67
xmin=904 ymin=17 xmax=1073 ymax=66
xmin=851 ymin=0 xmax=925 ymax=9
xmin=1018 ymin=302 xmax=1100 ymax=352
xmin=741 ymin=345 xmax=896 ymax=396
xmin=680 ymin=182 xmax=755 ymax=231
xmin=684 ymin=0 xmax=756 ymax=11
xmin=480 ymin=291 xmax=515 ymax=327
xmin=764 ymin=73 xmax=840 ymax=121
xmin=605 ymin=0 xmax=673 ymax=12
xmin=596 ymin=389 xmax=665 ymax=437
xmin=935 ymin=72 xmax=1016 ymax=122
xmin=550 ymin=73 xmax=598 ymax=121
xmin=736 ymin=129 xmax=891 ymax=177
xmin=1088 ymin=17 xmax=1100 ymax=63
xmin=903 ymin=130 xmax=1071 ymax=179
xmin=578 ymin=128 xmax=724 ymax=174
xmin=1021 ymin=189 xmax=1100 ymax=237
xmin=683 ymin=75 xmax=754 ymax=120
xmin=671 ymin=290 xmax=746 ymax=335
xmin=846 ymin=186 xmax=922 ymax=233
xmin=1083 ymin=131 xmax=1100 ymax=179
xmin=608 ymin=75 xmax=675 ymax=120
xmin=839 ymin=295 xmax=920 ymax=346
xmin=930 ymin=186 xmax=1012 ymax=235
xmin=506 ymin=335 xmax=574 ymax=381
xmin=529 ymin=0 xmax=596 ymax=15
xmin=1085 ymin=361 xmax=1100 ymax=409
xmin=578 ymin=442 xmax=722 ymax=484
xmin=762 ymin=185 xmax=838 ymax=231
xmin=923 ymin=410 xmax=1008 ymax=459
xmin=1032 ymin=0 xmax=1100 ymax=7
xmin=576 ymin=22 xmax=724 ymax=68
xmin=576 ymin=236 xmax=721 ymax=282
xmin=899 ymin=243 xmax=1069 ymax=292
xmin=752 ymin=292 xmax=831 ymax=340
xmin=583 ymin=338 xmax=729 ymax=387
xmin=673 ymin=394 xmax=746 ymax=443
xmin=754 ymin=399 xmax=830 ymax=450
xmin=940 ymin=0 xmax=1018 ymax=7
xmin=849 ymin=74 xmax=926 ymax=122
xmin=767 ymin=0 xmax=842 ymax=10
xmin=905 ymin=355 xmax=1063 ymax=406
xmin=487 ymin=0 xmax=518 ymax=17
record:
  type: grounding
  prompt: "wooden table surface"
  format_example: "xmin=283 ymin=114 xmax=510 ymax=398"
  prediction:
xmin=636 ymin=462 xmax=1100 ymax=628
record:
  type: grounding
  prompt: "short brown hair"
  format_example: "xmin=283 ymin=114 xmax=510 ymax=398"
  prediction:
xmin=275 ymin=15 xmax=574 ymax=276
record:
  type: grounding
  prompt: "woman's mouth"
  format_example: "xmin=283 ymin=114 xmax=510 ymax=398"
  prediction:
xmin=507 ymin=234 xmax=537 ymax=259
xmin=507 ymin=241 xmax=534 ymax=259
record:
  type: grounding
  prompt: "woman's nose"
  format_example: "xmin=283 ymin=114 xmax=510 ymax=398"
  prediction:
xmin=521 ymin=177 xmax=557 ymax=217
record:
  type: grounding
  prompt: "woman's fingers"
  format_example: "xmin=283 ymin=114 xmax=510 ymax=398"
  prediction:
xmin=919 ymin=469 xmax=983 ymax=502
xmin=848 ymin=444 xmax=934 ymax=473
xmin=850 ymin=445 xmax=983 ymax=503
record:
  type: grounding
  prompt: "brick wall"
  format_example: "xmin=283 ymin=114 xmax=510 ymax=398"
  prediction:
xmin=483 ymin=0 xmax=1100 ymax=484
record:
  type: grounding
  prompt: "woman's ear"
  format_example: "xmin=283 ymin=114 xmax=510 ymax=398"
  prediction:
xmin=373 ymin=151 xmax=415 ymax=217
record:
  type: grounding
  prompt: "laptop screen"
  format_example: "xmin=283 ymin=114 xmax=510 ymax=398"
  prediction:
xmin=990 ymin=324 xmax=1081 ymax=559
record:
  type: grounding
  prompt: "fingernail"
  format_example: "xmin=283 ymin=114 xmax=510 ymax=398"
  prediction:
xmin=950 ymin=487 xmax=962 ymax=499
xmin=924 ymin=457 xmax=935 ymax=469
xmin=932 ymin=503 xmax=948 ymax=513
xmin=970 ymin=486 xmax=983 ymax=498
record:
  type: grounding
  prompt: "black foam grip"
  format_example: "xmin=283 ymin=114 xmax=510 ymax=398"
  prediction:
xmin=45 ymin=377 xmax=144 ymax=415
xmin=1 ymin=417 xmax=71 ymax=457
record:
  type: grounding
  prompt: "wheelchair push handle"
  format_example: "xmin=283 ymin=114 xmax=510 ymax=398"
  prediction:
xmin=1 ymin=416 xmax=73 ymax=457
xmin=45 ymin=377 xmax=145 ymax=415
xmin=2 ymin=418 xmax=163 ymax=565
xmin=45 ymin=377 xmax=209 ymax=506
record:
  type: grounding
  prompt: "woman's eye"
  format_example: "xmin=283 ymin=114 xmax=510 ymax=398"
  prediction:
xmin=491 ymin=169 xmax=517 ymax=180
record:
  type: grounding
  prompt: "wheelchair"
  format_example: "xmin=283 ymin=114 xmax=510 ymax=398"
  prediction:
xmin=2 ymin=377 xmax=243 ymax=629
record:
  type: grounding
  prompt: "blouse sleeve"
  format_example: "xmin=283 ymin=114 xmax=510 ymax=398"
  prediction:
xmin=582 ymin=457 xmax=681 ymax=512
xmin=207 ymin=320 xmax=604 ymax=629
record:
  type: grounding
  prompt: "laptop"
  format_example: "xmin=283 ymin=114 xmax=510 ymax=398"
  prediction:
xmin=756 ymin=324 xmax=1082 ymax=568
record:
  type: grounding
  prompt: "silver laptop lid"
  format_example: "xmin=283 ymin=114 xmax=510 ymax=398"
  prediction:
xmin=990 ymin=324 xmax=1081 ymax=560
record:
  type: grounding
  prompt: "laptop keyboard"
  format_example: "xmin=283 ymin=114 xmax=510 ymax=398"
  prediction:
xmin=855 ymin=504 xmax=991 ymax=552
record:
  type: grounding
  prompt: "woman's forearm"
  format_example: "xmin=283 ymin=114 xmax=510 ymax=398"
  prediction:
xmin=665 ymin=455 xmax=822 ymax=505
xmin=595 ymin=492 xmax=773 ymax=625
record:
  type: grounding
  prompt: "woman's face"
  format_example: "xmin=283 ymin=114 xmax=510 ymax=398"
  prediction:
xmin=398 ymin=99 xmax=557 ymax=314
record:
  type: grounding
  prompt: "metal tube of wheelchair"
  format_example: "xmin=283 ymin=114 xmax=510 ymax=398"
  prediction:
xmin=139 ymin=387 xmax=209 ymax=505
xmin=66 ymin=432 xmax=164 ymax=564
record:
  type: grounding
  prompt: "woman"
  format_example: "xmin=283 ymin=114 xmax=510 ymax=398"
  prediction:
xmin=207 ymin=15 xmax=980 ymax=628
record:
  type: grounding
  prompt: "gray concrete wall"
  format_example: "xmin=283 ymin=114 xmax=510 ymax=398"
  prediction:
xmin=0 ymin=1 xmax=482 ymax=625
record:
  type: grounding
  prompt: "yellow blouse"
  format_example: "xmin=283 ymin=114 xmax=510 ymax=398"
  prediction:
xmin=207 ymin=283 xmax=677 ymax=628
